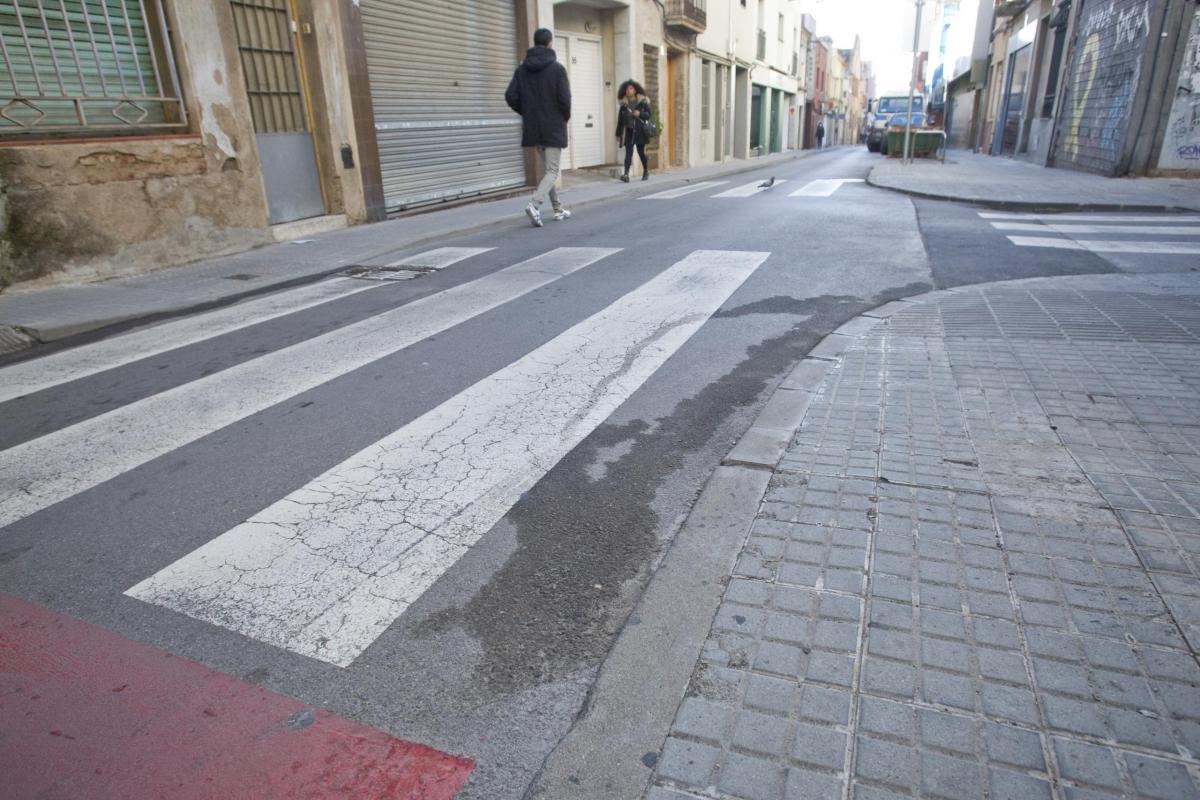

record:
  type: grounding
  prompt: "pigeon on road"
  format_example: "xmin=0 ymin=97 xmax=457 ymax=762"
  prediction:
xmin=758 ymin=177 xmax=776 ymax=189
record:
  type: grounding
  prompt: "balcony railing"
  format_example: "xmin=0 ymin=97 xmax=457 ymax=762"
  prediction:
xmin=756 ymin=29 xmax=767 ymax=61
xmin=665 ymin=0 xmax=706 ymax=34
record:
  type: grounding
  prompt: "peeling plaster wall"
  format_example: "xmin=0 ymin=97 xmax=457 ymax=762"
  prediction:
xmin=0 ymin=0 xmax=271 ymax=288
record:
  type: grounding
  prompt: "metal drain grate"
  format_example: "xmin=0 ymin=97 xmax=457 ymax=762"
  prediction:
xmin=0 ymin=326 xmax=37 ymax=355
xmin=342 ymin=266 xmax=435 ymax=282
xmin=224 ymin=273 xmax=260 ymax=281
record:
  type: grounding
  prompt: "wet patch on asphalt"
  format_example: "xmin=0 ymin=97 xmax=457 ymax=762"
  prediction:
xmin=420 ymin=285 xmax=931 ymax=696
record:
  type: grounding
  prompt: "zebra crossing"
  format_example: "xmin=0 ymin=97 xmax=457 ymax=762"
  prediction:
xmin=983 ymin=211 xmax=1200 ymax=254
xmin=640 ymin=177 xmax=865 ymax=200
xmin=1 ymin=245 xmax=769 ymax=667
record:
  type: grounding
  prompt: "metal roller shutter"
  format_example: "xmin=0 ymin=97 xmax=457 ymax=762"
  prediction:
xmin=360 ymin=0 xmax=526 ymax=211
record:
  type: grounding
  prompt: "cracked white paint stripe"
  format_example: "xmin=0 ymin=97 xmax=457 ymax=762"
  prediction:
xmin=1006 ymin=236 xmax=1200 ymax=254
xmin=711 ymin=180 xmax=789 ymax=198
xmin=126 ymin=249 xmax=769 ymax=667
xmin=991 ymin=222 xmax=1200 ymax=235
xmin=385 ymin=247 xmax=493 ymax=269
xmin=788 ymin=179 xmax=865 ymax=197
xmin=0 ymin=248 xmax=618 ymax=530
xmin=0 ymin=278 xmax=381 ymax=405
xmin=638 ymin=181 xmax=728 ymax=199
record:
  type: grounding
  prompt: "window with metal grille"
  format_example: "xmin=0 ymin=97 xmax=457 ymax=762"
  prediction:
xmin=0 ymin=0 xmax=185 ymax=136
xmin=701 ymin=59 xmax=710 ymax=130
xmin=229 ymin=0 xmax=306 ymax=134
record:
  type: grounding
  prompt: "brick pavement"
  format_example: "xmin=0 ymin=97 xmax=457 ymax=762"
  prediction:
xmin=646 ymin=273 xmax=1200 ymax=800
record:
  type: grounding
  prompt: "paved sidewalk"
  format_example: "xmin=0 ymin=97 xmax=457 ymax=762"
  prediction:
xmin=647 ymin=271 xmax=1200 ymax=800
xmin=0 ymin=148 xmax=820 ymax=348
xmin=869 ymin=150 xmax=1200 ymax=212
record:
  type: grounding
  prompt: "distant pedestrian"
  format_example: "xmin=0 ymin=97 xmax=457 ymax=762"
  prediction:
xmin=615 ymin=80 xmax=652 ymax=182
xmin=816 ymin=121 xmax=825 ymax=149
xmin=505 ymin=28 xmax=571 ymax=228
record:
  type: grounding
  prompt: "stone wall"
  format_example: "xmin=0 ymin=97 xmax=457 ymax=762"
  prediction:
xmin=0 ymin=1 xmax=271 ymax=288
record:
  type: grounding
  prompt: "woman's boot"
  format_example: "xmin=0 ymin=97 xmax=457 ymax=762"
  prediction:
xmin=621 ymin=171 xmax=630 ymax=183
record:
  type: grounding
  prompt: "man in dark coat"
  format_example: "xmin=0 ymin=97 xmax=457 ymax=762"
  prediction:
xmin=505 ymin=28 xmax=572 ymax=227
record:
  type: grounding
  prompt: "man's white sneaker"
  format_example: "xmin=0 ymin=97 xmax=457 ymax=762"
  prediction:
xmin=525 ymin=204 xmax=543 ymax=227
xmin=553 ymin=208 xmax=572 ymax=221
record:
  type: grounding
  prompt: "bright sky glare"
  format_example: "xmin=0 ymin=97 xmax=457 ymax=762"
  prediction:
xmin=804 ymin=0 xmax=945 ymax=95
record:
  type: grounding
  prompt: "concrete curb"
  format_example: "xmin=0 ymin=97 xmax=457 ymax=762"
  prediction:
xmin=865 ymin=172 xmax=1200 ymax=213
xmin=524 ymin=284 xmax=947 ymax=800
xmin=10 ymin=149 xmax=830 ymax=351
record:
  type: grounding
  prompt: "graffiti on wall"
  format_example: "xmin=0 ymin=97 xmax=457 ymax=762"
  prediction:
xmin=1158 ymin=10 xmax=1200 ymax=169
xmin=1058 ymin=0 xmax=1153 ymax=173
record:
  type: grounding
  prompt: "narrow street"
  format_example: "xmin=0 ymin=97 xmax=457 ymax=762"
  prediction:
xmin=4 ymin=146 xmax=1200 ymax=799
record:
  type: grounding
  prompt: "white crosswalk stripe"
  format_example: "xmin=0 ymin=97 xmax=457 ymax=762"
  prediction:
xmin=0 ymin=247 xmax=618 ymax=530
xmin=0 ymin=247 xmax=492 ymax=405
xmin=789 ymin=179 xmax=865 ymax=197
xmin=126 ymin=249 xmax=769 ymax=666
xmin=0 ymin=278 xmax=379 ymax=405
xmin=991 ymin=222 xmax=1200 ymax=236
xmin=385 ymin=247 xmax=493 ymax=269
xmin=988 ymin=212 xmax=1200 ymax=255
xmin=980 ymin=212 xmax=1200 ymax=223
xmin=639 ymin=180 xmax=728 ymax=199
xmin=711 ymin=179 xmax=789 ymax=198
xmin=1006 ymin=236 xmax=1200 ymax=254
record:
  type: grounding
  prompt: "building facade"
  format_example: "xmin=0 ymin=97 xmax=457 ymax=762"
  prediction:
xmin=0 ymin=0 xmax=867 ymax=286
xmin=936 ymin=0 xmax=1199 ymax=177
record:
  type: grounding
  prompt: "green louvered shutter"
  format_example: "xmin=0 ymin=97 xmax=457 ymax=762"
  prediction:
xmin=0 ymin=0 xmax=184 ymax=134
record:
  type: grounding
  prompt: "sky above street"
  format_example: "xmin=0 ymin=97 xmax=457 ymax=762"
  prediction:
xmin=807 ymin=0 xmax=949 ymax=95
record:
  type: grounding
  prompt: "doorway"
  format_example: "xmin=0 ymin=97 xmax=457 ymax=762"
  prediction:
xmin=559 ymin=33 xmax=605 ymax=169
xmin=667 ymin=49 xmax=685 ymax=167
xmin=229 ymin=0 xmax=325 ymax=224
xmin=997 ymin=44 xmax=1033 ymax=156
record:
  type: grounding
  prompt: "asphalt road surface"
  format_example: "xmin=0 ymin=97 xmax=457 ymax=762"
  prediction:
xmin=2 ymin=147 xmax=1196 ymax=799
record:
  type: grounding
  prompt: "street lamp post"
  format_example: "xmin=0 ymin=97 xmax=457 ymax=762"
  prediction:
xmin=902 ymin=0 xmax=925 ymax=165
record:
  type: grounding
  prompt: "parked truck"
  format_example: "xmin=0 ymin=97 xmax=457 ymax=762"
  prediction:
xmin=866 ymin=93 xmax=925 ymax=152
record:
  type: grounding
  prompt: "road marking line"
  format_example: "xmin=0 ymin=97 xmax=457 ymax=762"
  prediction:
xmin=1007 ymin=236 xmax=1200 ymax=254
xmin=0 ymin=279 xmax=381 ymax=405
xmin=981 ymin=212 xmax=1200 ymax=223
xmin=711 ymin=179 xmax=789 ymax=197
xmin=0 ymin=248 xmax=619 ymax=530
xmin=1006 ymin=236 xmax=1086 ymax=250
xmin=990 ymin=222 xmax=1200 ymax=235
xmin=127 ymin=249 xmax=769 ymax=667
xmin=788 ymin=178 xmax=865 ymax=197
xmin=639 ymin=180 xmax=728 ymax=199
xmin=385 ymin=246 xmax=493 ymax=269
xmin=0 ymin=592 xmax=474 ymax=799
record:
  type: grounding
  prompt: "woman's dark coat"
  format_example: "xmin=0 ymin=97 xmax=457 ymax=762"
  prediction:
xmin=505 ymin=46 xmax=571 ymax=148
xmin=616 ymin=96 xmax=653 ymax=146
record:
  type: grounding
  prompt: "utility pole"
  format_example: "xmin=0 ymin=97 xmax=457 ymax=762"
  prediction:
xmin=903 ymin=0 xmax=925 ymax=165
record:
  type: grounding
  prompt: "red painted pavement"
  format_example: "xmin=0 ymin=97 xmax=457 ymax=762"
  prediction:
xmin=0 ymin=593 xmax=474 ymax=799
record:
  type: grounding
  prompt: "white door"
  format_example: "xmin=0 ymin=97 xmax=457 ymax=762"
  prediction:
xmin=560 ymin=34 xmax=604 ymax=169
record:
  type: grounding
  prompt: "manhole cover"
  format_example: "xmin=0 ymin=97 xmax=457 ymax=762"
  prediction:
xmin=224 ymin=273 xmax=259 ymax=281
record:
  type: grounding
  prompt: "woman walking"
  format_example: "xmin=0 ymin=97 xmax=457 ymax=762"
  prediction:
xmin=615 ymin=80 xmax=652 ymax=182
